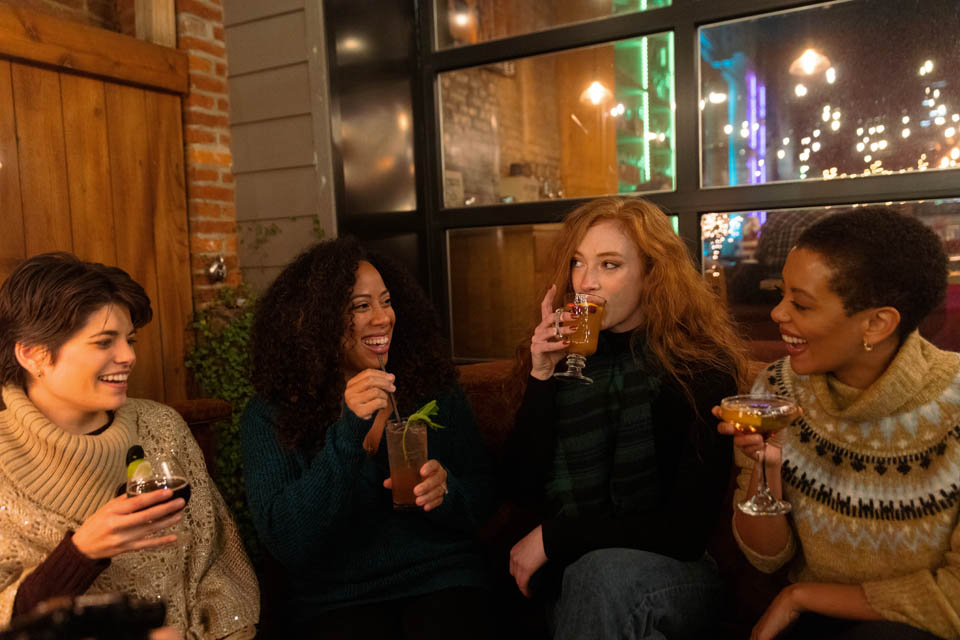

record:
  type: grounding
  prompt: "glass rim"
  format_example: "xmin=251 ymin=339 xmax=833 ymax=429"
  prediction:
xmin=566 ymin=292 xmax=607 ymax=305
xmin=386 ymin=418 xmax=427 ymax=429
xmin=721 ymin=393 xmax=798 ymax=416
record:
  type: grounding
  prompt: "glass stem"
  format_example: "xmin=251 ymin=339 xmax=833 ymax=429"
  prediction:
xmin=758 ymin=439 xmax=769 ymax=496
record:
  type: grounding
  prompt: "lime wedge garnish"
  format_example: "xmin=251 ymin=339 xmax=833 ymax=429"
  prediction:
xmin=127 ymin=459 xmax=152 ymax=480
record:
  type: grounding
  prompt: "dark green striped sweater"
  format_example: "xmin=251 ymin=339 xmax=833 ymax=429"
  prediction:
xmin=507 ymin=330 xmax=737 ymax=563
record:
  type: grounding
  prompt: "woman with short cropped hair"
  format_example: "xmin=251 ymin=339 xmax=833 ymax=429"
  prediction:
xmin=719 ymin=206 xmax=957 ymax=640
xmin=0 ymin=252 xmax=259 ymax=639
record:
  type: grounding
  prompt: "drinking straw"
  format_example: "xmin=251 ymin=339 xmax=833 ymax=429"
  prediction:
xmin=377 ymin=353 xmax=403 ymax=426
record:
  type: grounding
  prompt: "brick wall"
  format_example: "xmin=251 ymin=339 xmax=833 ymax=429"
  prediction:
xmin=176 ymin=0 xmax=241 ymax=304
xmin=10 ymin=0 xmax=240 ymax=306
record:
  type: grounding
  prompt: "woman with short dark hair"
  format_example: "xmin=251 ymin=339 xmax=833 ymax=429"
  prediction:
xmin=719 ymin=206 xmax=958 ymax=639
xmin=0 ymin=253 xmax=259 ymax=638
xmin=241 ymin=237 xmax=495 ymax=638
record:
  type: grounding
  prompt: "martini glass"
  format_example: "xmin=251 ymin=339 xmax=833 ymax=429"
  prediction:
xmin=721 ymin=394 xmax=799 ymax=516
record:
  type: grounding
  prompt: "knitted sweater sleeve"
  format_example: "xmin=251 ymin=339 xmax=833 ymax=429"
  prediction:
xmin=503 ymin=376 xmax=558 ymax=507
xmin=11 ymin=532 xmax=108 ymax=618
xmin=422 ymin=386 xmax=497 ymax=532
xmin=149 ymin=403 xmax=260 ymax=640
xmin=240 ymin=397 xmax=383 ymax=570
xmin=861 ymin=520 xmax=960 ymax=638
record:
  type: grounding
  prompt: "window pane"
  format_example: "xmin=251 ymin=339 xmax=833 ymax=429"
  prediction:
xmin=435 ymin=0 xmax=671 ymax=50
xmin=440 ymin=33 xmax=675 ymax=208
xmin=700 ymin=0 xmax=960 ymax=187
xmin=701 ymin=200 xmax=960 ymax=352
xmin=448 ymin=224 xmax=561 ymax=360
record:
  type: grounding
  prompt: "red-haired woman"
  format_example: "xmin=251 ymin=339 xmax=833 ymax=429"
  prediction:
xmin=506 ymin=197 xmax=748 ymax=639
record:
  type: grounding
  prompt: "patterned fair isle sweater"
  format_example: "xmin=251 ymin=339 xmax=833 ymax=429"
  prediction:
xmin=733 ymin=332 xmax=960 ymax=638
xmin=0 ymin=386 xmax=260 ymax=639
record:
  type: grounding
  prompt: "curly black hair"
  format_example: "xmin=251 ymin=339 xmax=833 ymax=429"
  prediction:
xmin=795 ymin=206 xmax=948 ymax=338
xmin=250 ymin=237 xmax=457 ymax=453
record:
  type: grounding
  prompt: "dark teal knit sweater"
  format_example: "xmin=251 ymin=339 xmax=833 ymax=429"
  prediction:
xmin=241 ymin=385 xmax=495 ymax=618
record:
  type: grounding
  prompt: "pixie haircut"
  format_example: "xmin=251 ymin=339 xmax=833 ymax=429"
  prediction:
xmin=794 ymin=206 xmax=948 ymax=338
xmin=0 ymin=252 xmax=152 ymax=388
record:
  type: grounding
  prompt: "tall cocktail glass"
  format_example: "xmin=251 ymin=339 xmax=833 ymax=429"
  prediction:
xmin=385 ymin=419 xmax=428 ymax=510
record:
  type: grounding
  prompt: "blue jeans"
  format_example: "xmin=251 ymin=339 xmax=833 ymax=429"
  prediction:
xmin=550 ymin=548 xmax=723 ymax=640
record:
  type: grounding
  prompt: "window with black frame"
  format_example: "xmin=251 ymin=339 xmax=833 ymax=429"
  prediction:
xmin=425 ymin=0 xmax=960 ymax=361
xmin=699 ymin=0 xmax=960 ymax=186
xmin=438 ymin=32 xmax=676 ymax=209
xmin=434 ymin=0 xmax=671 ymax=50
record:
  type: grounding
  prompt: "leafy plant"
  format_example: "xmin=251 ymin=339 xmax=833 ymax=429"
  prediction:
xmin=184 ymin=285 xmax=261 ymax=563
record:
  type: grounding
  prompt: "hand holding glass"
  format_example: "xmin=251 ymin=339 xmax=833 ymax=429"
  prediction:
xmin=553 ymin=293 xmax=605 ymax=384
xmin=721 ymin=394 xmax=799 ymax=516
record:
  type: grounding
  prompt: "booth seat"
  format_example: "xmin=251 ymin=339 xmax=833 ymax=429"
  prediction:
xmin=180 ymin=340 xmax=787 ymax=638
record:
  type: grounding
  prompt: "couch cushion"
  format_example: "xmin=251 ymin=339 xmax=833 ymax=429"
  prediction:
xmin=458 ymin=360 xmax=520 ymax=459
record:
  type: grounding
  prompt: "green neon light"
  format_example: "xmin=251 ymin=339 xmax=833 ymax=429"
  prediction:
xmin=667 ymin=33 xmax=675 ymax=182
xmin=641 ymin=36 xmax=650 ymax=183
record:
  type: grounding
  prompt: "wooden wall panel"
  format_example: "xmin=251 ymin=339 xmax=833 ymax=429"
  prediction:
xmin=11 ymin=63 xmax=73 ymax=255
xmin=0 ymin=4 xmax=187 ymax=94
xmin=225 ymin=11 xmax=307 ymax=76
xmin=146 ymin=93 xmax=192 ymax=403
xmin=0 ymin=61 xmax=25 ymax=282
xmin=449 ymin=226 xmax=552 ymax=359
xmin=104 ymin=83 xmax=164 ymax=402
xmin=0 ymin=5 xmax=192 ymax=404
xmin=60 ymin=74 xmax=118 ymax=265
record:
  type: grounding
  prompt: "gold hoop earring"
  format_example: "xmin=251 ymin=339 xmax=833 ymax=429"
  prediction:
xmin=863 ymin=338 xmax=874 ymax=352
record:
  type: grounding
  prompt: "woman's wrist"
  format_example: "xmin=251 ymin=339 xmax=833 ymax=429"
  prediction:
xmin=530 ymin=368 xmax=553 ymax=381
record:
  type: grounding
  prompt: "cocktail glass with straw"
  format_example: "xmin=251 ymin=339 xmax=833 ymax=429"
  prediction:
xmin=378 ymin=354 xmax=428 ymax=509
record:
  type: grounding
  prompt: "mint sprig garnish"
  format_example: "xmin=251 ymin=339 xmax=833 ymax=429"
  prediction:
xmin=402 ymin=400 xmax=446 ymax=460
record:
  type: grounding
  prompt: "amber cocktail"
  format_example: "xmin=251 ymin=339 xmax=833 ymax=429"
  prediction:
xmin=554 ymin=293 xmax=605 ymax=383
xmin=721 ymin=394 xmax=799 ymax=516
xmin=385 ymin=419 xmax=428 ymax=510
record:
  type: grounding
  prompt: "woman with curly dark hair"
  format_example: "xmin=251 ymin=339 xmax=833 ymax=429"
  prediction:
xmin=241 ymin=237 xmax=496 ymax=638
xmin=718 ymin=206 xmax=957 ymax=640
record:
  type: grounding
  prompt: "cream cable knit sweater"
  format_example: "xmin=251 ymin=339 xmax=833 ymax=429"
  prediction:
xmin=733 ymin=332 xmax=960 ymax=638
xmin=0 ymin=386 xmax=259 ymax=639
